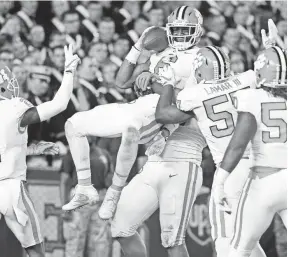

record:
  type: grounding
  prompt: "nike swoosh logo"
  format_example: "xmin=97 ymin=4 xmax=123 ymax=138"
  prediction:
xmin=169 ymin=174 xmax=177 ymax=178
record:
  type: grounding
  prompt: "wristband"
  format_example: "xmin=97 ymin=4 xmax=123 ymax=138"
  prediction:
xmin=125 ymin=46 xmax=141 ymax=64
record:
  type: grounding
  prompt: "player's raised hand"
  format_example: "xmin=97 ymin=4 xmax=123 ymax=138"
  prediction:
xmin=261 ymin=19 xmax=278 ymax=49
xmin=64 ymin=44 xmax=81 ymax=73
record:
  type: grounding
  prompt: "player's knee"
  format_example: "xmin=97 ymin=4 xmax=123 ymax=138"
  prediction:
xmin=111 ymin=222 xmax=137 ymax=238
xmin=122 ymin=125 xmax=140 ymax=145
xmin=65 ymin=115 xmax=82 ymax=137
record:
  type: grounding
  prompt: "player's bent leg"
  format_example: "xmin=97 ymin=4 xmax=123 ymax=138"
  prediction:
xmin=117 ymin=233 xmax=147 ymax=257
xmin=159 ymin=162 xmax=202 ymax=256
xmin=99 ymin=125 xmax=140 ymax=220
xmin=63 ymin=117 xmax=98 ymax=211
xmin=111 ymin=165 xmax=159 ymax=256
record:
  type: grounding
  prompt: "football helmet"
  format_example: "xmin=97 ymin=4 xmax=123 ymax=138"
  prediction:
xmin=166 ymin=6 xmax=203 ymax=51
xmin=194 ymin=46 xmax=231 ymax=83
xmin=0 ymin=66 xmax=19 ymax=100
xmin=254 ymin=46 xmax=287 ymax=88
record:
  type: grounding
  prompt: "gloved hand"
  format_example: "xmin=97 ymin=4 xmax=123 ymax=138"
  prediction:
xmin=261 ymin=19 xmax=278 ymax=49
xmin=64 ymin=44 xmax=81 ymax=73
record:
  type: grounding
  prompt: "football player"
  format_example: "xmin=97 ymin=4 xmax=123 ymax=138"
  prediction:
xmin=62 ymin=6 xmax=204 ymax=213
xmin=155 ymin=46 xmax=266 ymax=257
xmin=213 ymin=47 xmax=287 ymax=257
xmin=0 ymin=44 xmax=80 ymax=257
xmin=110 ymin=79 xmax=208 ymax=257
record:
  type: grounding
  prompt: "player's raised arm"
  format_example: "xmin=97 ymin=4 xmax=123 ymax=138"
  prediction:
xmin=116 ymin=26 xmax=156 ymax=89
xmin=155 ymin=84 xmax=193 ymax=124
xmin=20 ymin=44 xmax=80 ymax=127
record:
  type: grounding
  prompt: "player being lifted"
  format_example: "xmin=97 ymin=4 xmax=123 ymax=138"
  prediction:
xmin=213 ymin=45 xmax=287 ymax=257
xmin=62 ymin=6 xmax=204 ymax=214
xmin=0 ymin=44 xmax=80 ymax=257
xmin=155 ymin=45 xmax=267 ymax=257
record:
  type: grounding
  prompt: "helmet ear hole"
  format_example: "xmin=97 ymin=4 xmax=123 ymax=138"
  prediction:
xmin=1 ymin=87 xmax=5 ymax=93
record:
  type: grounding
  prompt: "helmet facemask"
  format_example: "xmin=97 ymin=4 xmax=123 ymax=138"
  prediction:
xmin=166 ymin=23 xmax=202 ymax=51
xmin=0 ymin=68 xmax=20 ymax=100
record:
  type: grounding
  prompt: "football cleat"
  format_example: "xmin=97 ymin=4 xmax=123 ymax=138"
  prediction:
xmin=62 ymin=184 xmax=99 ymax=212
xmin=98 ymin=187 xmax=122 ymax=220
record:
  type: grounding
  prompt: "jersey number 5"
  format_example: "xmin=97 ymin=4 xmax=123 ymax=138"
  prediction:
xmin=203 ymin=92 xmax=236 ymax=138
xmin=261 ymin=102 xmax=287 ymax=143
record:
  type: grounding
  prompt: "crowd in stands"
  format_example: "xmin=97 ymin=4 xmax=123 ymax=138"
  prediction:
xmin=0 ymin=1 xmax=286 ymax=256
xmin=0 ymin=1 xmax=286 ymax=162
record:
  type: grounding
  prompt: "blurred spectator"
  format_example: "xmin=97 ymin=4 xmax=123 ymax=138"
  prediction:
xmin=238 ymin=36 xmax=255 ymax=70
xmin=88 ymin=42 xmax=109 ymax=69
xmin=50 ymin=0 xmax=70 ymax=36
xmin=0 ymin=49 xmax=14 ymax=69
xmin=230 ymin=51 xmax=245 ymax=74
xmin=126 ymin=14 xmax=150 ymax=46
xmin=115 ymin=1 xmax=141 ymax=32
xmin=12 ymin=37 xmax=28 ymax=61
xmin=49 ymin=31 xmax=67 ymax=48
xmin=221 ymin=28 xmax=241 ymax=56
xmin=60 ymin=136 xmax=113 ymax=257
xmin=49 ymin=45 xmax=65 ymax=72
xmin=0 ymin=1 xmax=12 ymax=29
xmin=233 ymin=3 xmax=259 ymax=49
xmin=204 ymin=14 xmax=227 ymax=46
xmin=27 ymin=25 xmax=48 ymax=65
xmin=14 ymin=1 xmax=39 ymax=37
xmin=62 ymin=10 xmax=86 ymax=56
xmin=98 ymin=17 xmax=117 ymax=52
xmin=147 ymin=7 xmax=165 ymax=27
xmin=110 ymin=36 xmax=131 ymax=67
xmin=80 ymin=1 xmax=103 ymax=42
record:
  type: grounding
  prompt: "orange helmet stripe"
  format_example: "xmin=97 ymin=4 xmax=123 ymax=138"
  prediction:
xmin=272 ymin=46 xmax=287 ymax=85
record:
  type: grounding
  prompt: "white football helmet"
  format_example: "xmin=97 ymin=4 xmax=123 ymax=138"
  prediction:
xmin=254 ymin=46 xmax=287 ymax=88
xmin=166 ymin=6 xmax=203 ymax=51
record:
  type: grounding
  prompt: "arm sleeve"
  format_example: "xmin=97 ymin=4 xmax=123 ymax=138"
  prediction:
xmin=176 ymin=87 xmax=201 ymax=111
xmin=36 ymin=72 xmax=74 ymax=122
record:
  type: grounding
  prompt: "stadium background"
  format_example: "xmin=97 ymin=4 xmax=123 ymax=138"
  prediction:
xmin=0 ymin=0 xmax=286 ymax=257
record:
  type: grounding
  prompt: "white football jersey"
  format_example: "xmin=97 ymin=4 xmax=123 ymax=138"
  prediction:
xmin=177 ymin=70 xmax=257 ymax=165
xmin=149 ymin=46 xmax=199 ymax=89
xmin=0 ymin=97 xmax=33 ymax=181
xmin=235 ymin=88 xmax=287 ymax=169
